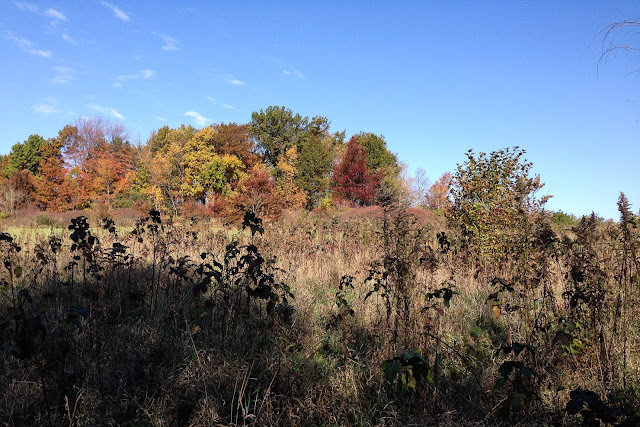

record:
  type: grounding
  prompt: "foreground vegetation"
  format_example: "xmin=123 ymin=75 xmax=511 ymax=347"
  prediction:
xmin=0 ymin=185 xmax=638 ymax=426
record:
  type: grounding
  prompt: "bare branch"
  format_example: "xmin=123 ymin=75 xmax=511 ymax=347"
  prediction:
xmin=597 ymin=19 xmax=640 ymax=75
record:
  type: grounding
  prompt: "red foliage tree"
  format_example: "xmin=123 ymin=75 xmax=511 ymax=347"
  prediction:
xmin=331 ymin=137 xmax=380 ymax=206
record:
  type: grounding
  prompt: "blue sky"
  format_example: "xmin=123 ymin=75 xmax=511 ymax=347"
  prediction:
xmin=1 ymin=1 xmax=639 ymax=219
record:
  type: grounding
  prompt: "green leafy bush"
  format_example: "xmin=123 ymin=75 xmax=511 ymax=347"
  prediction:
xmin=34 ymin=213 xmax=59 ymax=228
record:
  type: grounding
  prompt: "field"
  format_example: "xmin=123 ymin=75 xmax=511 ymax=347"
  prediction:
xmin=0 ymin=203 xmax=638 ymax=426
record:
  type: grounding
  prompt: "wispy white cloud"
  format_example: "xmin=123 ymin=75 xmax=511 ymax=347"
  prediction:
xmin=50 ymin=66 xmax=75 ymax=84
xmin=184 ymin=110 xmax=210 ymax=126
xmin=61 ymin=33 xmax=78 ymax=45
xmin=14 ymin=2 xmax=68 ymax=21
xmin=113 ymin=68 xmax=155 ymax=87
xmin=44 ymin=8 xmax=67 ymax=21
xmin=111 ymin=109 xmax=125 ymax=119
xmin=267 ymin=56 xmax=306 ymax=80
xmin=207 ymin=96 xmax=236 ymax=110
xmin=140 ymin=69 xmax=154 ymax=79
xmin=283 ymin=69 xmax=304 ymax=79
xmin=153 ymin=32 xmax=179 ymax=51
xmin=14 ymin=2 xmax=39 ymax=13
xmin=155 ymin=116 xmax=167 ymax=122
xmin=87 ymin=103 xmax=125 ymax=119
xmin=226 ymin=78 xmax=245 ymax=86
xmin=32 ymin=103 xmax=60 ymax=115
xmin=2 ymin=32 xmax=51 ymax=58
xmin=101 ymin=2 xmax=130 ymax=21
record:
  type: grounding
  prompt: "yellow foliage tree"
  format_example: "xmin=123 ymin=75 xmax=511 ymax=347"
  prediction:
xmin=181 ymin=128 xmax=218 ymax=199
xmin=274 ymin=146 xmax=306 ymax=209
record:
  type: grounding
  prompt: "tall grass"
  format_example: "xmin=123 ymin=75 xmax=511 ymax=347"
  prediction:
xmin=0 ymin=201 xmax=638 ymax=426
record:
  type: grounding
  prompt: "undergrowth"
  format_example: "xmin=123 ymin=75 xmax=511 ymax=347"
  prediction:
xmin=0 ymin=198 xmax=638 ymax=426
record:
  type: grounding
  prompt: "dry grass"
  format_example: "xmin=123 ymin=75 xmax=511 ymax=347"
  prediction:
xmin=0 ymin=206 xmax=638 ymax=426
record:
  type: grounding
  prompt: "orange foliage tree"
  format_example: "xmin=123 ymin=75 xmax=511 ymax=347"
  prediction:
xmin=85 ymin=140 xmax=135 ymax=206
xmin=425 ymin=172 xmax=452 ymax=210
xmin=34 ymin=136 xmax=73 ymax=211
xmin=232 ymin=164 xmax=283 ymax=220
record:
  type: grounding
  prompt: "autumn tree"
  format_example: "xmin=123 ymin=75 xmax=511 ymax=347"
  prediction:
xmin=0 ymin=170 xmax=35 ymax=214
xmin=181 ymin=127 xmax=218 ymax=201
xmin=211 ymin=123 xmax=258 ymax=168
xmin=56 ymin=117 xmax=133 ymax=208
xmin=180 ymin=126 xmax=248 ymax=203
xmin=34 ymin=135 xmax=73 ymax=211
xmin=425 ymin=172 xmax=452 ymax=210
xmin=331 ymin=137 xmax=380 ymax=206
xmin=63 ymin=116 xmax=129 ymax=169
xmin=144 ymin=125 xmax=196 ymax=213
xmin=233 ymin=164 xmax=283 ymax=220
xmin=348 ymin=132 xmax=400 ymax=203
xmin=200 ymin=155 xmax=247 ymax=198
xmin=273 ymin=146 xmax=306 ymax=209
xmin=85 ymin=138 xmax=135 ymax=206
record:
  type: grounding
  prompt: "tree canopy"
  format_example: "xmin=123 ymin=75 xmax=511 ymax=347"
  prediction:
xmin=249 ymin=106 xmax=330 ymax=167
xmin=0 ymin=108 xmax=425 ymax=217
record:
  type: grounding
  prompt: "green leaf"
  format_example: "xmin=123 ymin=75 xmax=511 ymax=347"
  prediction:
xmin=382 ymin=359 xmax=401 ymax=383
xmin=405 ymin=371 xmax=417 ymax=389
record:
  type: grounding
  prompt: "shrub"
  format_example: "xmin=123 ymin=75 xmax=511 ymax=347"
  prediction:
xmin=34 ymin=213 xmax=59 ymax=228
xmin=447 ymin=147 xmax=549 ymax=261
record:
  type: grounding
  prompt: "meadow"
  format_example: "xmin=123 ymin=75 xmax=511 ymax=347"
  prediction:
xmin=0 ymin=197 xmax=638 ymax=426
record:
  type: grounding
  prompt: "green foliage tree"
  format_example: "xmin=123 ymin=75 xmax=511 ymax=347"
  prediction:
xmin=551 ymin=210 xmax=577 ymax=228
xmin=249 ymin=106 xmax=329 ymax=167
xmin=200 ymin=155 xmax=247 ymax=197
xmin=6 ymin=134 xmax=46 ymax=175
xmin=296 ymin=134 xmax=333 ymax=208
xmin=353 ymin=132 xmax=399 ymax=176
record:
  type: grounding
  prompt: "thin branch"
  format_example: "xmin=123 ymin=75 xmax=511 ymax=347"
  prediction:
xmin=597 ymin=19 xmax=640 ymax=76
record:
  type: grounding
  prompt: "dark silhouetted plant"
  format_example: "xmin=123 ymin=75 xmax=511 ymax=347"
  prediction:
xmin=382 ymin=349 xmax=433 ymax=391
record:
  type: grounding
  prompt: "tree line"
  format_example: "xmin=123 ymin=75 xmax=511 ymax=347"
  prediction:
xmin=1 ymin=106 xmax=452 ymax=218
